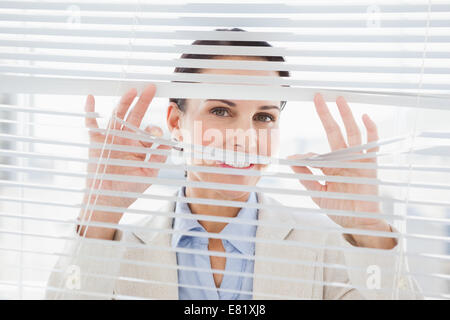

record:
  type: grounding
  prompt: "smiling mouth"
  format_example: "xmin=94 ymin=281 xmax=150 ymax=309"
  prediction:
xmin=217 ymin=161 xmax=255 ymax=169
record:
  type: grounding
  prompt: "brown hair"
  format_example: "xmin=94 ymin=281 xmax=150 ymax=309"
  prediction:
xmin=169 ymin=28 xmax=290 ymax=111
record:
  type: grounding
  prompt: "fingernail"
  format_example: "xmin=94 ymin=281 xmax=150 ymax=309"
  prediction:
xmin=150 ymin=127 xmax=161 ymax=136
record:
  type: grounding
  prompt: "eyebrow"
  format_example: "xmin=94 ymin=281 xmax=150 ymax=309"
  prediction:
xmin=259 ymin=105 xmax=280 ymax=111
xmin=205 ymin=99 xmax=236 ymax=107
xmin=205 ymin=99 xmax=280 ymax=111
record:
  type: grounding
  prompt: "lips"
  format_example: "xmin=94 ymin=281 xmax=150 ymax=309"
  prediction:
xmin=218 ymin=162 xmax=255 ymax=169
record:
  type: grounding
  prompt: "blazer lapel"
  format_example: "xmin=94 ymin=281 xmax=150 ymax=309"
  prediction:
xmin=253 ymin=193 xmax=317 ymax=300
xmin=121 ymin=198 xmax=179 ymax=300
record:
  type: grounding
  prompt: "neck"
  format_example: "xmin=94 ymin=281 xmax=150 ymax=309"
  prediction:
xmin=185 ymin=186 xmax=250 ymax=233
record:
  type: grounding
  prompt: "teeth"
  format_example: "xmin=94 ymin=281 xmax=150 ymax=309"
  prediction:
xmin=224 ymin=161 xmax=250 ymax=168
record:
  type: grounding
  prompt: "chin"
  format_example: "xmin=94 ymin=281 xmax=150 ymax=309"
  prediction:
xmin=214 ymin=189 xmax=254 ymax=202
xmin=190 ymin=171 xmax=261 ymax=201
xmin=187 ymin=160 xmax=267 ymax=198
xmin=209 ymin=171 xmax=259 ymax=185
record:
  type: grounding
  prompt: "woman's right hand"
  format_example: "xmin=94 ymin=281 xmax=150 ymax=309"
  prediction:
xmin=79 ymin=84 xmax=171 ymax=235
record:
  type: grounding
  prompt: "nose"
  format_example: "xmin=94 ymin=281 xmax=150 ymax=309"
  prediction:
xmin=224 ymin=119 xmax=258 ymax=156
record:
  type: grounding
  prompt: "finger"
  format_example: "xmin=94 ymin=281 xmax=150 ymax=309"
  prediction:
xmin=288 ymin=154 xmax=323 ymax=192
xmin=362 ymin=114 xmax=380 ymax=159
xmin=292 ymin=165 xmax=323 ymax=192
xmin=314 ymin=93 xmax=347 ymax=151
xmin=336 ymin=96 xmax=362 ymax=148
xmin=124 ymin=84 xmax=156 ymax=131
xmin=84 ymin=95 xmax=97 ymax=128
xmin=84 ymin=94 xmax=103 ymax=139
xmin=112 ymin=88 xmax=138 ymax=130
xmin=139 ymin=125 xmax=163 ymax=148
xmin=149 ymin=144 xmax=171 ymax=164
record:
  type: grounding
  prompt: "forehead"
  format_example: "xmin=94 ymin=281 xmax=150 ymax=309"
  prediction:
xmin=201 ymin=66 xmax=279 ymax=78
xmin=199 ymin=55 xmax=280 ymax=78
xmin=186 ymin=98 xmax=281 ymax=110
xmin=187 ymin=56 xmax=280 ymax=108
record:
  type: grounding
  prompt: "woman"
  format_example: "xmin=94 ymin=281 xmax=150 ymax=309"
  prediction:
xmin=47 ymin=29 xmax=421 ymax=300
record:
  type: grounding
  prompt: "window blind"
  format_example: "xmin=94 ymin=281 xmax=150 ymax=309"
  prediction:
xmin=0 ymin=0 xmax=449 ymax=300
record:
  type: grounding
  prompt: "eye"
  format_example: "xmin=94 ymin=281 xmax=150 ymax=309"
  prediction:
xmin=210 ymin=107 xmax=231 ymax=117
xmin=254 ymin=113 xmax=275 ymax=122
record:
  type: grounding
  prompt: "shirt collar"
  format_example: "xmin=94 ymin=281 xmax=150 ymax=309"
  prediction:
xmin=171 ymin=187 xmax=206 ymax=248
xmin=171 ymin=187 xmax=258 ymax=255
xmin=219 ymin=192 xmax=258 ymax=255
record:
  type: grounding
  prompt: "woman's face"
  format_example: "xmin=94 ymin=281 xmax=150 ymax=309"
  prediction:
xmin=167 ymin=57 xmax=281 ymax=200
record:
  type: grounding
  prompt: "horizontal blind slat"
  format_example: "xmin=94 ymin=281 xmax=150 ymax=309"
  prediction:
xmin=2 ymin=204 xmax=449 ymax=243
xmin=3 ymin=65 xmax=449 ymax=93
xmin=3 ymin=13 xmax=450 ymax=28
xmin=2 ymin=27 xmax=450 ymax=42
xmin=1 ymin=76 xmax=448 ymax=110
xmin=1 ymin=226 xmax=449 ymax=264
xmin=3 ymin=40 xmax=450 ymax=59
xmin=1 ymin=1 xmax=449 ymax=14
xmin=3 ymin=52 xmax=450 ymax=74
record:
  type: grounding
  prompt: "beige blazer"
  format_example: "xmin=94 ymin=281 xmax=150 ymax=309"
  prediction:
xmin=46 ymin=193 xmax=422 ymax=300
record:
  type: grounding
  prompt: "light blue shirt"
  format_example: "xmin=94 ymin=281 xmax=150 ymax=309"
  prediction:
xmin=171 ymin=187 xmax=258 ymax=300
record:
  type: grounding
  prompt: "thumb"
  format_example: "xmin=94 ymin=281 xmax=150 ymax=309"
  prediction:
xmin=287 ymin=152 xmax=319 ymax=169
xmin=140 ymin=125 xmax=163 ymax=148
xmin=287 ymin=153 xmax=323 ymax=192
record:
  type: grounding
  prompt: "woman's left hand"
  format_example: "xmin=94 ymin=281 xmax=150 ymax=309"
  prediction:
xmin=288 ymin=93 xmax=396 ymax=249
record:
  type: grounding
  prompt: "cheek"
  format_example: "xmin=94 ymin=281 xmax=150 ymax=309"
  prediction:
xmin=258 ymin=128 xmax=279 ymax=156
xmin=182 ymin=116 xmax=225 ymax=147
xmin=182 ymin=120 xmax=225 ymax=165
xmin=201 ymin=124 xmax=226 ymax=148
